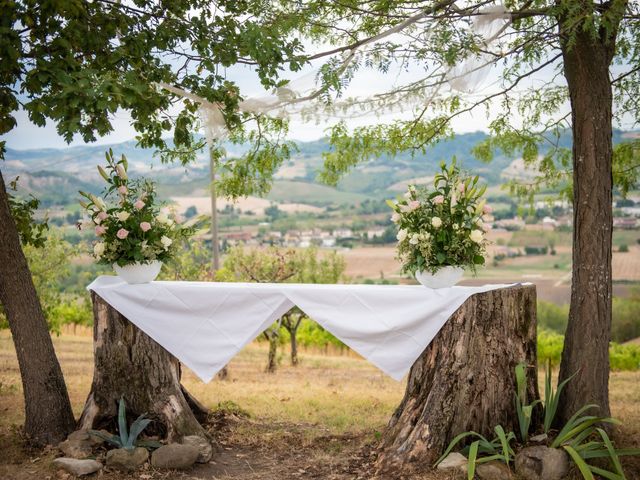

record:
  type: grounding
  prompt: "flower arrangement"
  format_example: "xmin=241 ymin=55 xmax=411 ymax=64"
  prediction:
xmin=389 ymin=160 xmax=491 ymax=275
xmin=79 ymin=150 xmax=193 ymax=267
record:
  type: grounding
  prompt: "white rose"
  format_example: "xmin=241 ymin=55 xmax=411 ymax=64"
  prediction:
xmin=409 ymin=234 xmax=420 ymax=245
xmin=160 ymin=235 xmax=173 ymax=250
xmin=116 ymin=211 xmax=130 ymax=222
xmin=391 ymin=212 xmax=401 ymax=223
xmin=476 ymin=218 xmax=484 ymax=226
xmin=157 ymin=212 xmax=173 ymax=226
xmin=431 ymin=217 xmax=442 ymax=228
xmin=404 ymin=191 xmax=412 ymax=199
xmin=93 ymin=242 xmax=105 ymax=257
xmin=396 ymin=229 xmax=408 ymax=242
xmin=470 ymin=229 xmax=484 ymax=243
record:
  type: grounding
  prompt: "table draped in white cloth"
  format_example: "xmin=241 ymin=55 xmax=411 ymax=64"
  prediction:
xmin=88 ymin=276 xmax=517 ymax=382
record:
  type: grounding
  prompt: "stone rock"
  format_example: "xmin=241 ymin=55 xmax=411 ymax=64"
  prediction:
xmin=181 ymin=435 xmax=213 ymax=463
xmin=58 ymin=431 xmax=94 ymax=459
xmin=529 ymin=433 xmax=549 ymax=444
xmin=476 ymin=460 xmax=512 ymax=480
xmin=515 ymin=446 xmax=570 ymax=480
xmin=436 ymin=452 xmax=468 ymax=472
xmin=151 ymin=443 xmax=199 ymax=470
xmin=105 ymin=447 xmax=149 ymax=471
xmin=53 ymin=458 xmax=102 ymax=476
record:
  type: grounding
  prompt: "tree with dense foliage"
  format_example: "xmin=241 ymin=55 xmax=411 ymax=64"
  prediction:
xmin=0 ymin=0 xmax=302 ymax=443
xmin=251 ymin=0 xmax=639 ymax=426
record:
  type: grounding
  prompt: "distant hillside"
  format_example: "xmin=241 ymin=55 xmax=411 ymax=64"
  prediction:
xmin=3 ymin=129 xmax=635 ymax=206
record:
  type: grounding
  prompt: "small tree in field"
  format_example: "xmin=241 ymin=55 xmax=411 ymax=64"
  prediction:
xmin=218 ymin=246 xmax=346 ymax=370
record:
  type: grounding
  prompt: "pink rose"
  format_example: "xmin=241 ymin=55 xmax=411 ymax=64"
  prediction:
xmin=118 ymin=186 xmax=128 ymax=195
xmin=134 ymin=199 xmax=145 ymax=210
xmin=95 ymin=225 xmax=106 ymax=236
xmin=433 ymin=195 xmax=444 ymax=205
xmin=483 ymin=205 xmax=493 ymax=214
xmin=458 ymin=184 xmax=465 ymax=193
xmin=97 ymin=211 xmax=108 ymax=221
xmin=140 ymin=222 xmax=151 ymax=232
xmin=116 ymin=228 xmax=129 ymax=239
xmin=408 ymin=200 xmax=420 ymax=211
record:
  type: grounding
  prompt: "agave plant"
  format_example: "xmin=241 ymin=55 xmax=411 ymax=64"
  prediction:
xmin=514 ymin=362 xmax=540 ymax=443
xmin=435 ymin=425 xmax=516 ymax=480
xmin=90 ymin=397 xmax=161 ymax=451
xmin=436 ymin=363 xmax=640 ymax=480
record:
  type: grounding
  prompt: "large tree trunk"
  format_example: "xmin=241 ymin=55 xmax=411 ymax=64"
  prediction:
xmin=375 ymin=284 xmax=538 ymax=475
xmin=556 ymin=8 xmax=622 ymax=423
xmin=0 ymin=170 xmax=76 ymax=445
xmin=78 ymin=293 xmax=208 ymax=441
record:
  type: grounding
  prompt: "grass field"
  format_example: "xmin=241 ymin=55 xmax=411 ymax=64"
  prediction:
xmin=1 ymin=332 xmax=639 ymax=479
xmin=266 ymin=180 xmax=372 ymax=205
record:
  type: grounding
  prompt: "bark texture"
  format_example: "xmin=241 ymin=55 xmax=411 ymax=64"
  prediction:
xmin=375 ymin=284 xmax=538 ymax=475
xmin=78 ymin=293 xmax=208 ymax=441
xmin=556 ymin=6 xmax=623 ymax=423
xmin=0 ymin=170 xmax=75 ymax=445
xmin=264 ymin=328 xmax=279 ymax=373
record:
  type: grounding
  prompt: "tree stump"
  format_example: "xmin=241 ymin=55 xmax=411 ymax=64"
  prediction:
xmin=375 ymin=284 xmax=539 ymax=475
xmin=78 ymin=293 xmax=208 ymax=441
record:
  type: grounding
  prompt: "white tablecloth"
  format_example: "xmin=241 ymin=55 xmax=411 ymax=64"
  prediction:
xmin=88 ymin=276 xmax=516 ymax=382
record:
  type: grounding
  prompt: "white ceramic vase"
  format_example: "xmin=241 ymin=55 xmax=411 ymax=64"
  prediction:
xmin=113 ymin=261 xmax=163 ymax=284
xmin=415 ymin=266 xmax=464 ymax=289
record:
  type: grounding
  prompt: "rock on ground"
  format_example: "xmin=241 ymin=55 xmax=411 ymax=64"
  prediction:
xmin=53 ymin=458 xmax=102 ymax=476
xmin=436 ymin=452 xmax=468 ymax=473
xmin=476 ymin=460 xmax=512 ymax=480
xmin=181 ymin=435 xmax=213 ymax=463
xmin=105 ymin=447 xmax=149 ymax=471
xmin=151 ymin=443 xmax=200 ymax=469
xmin=58 ymin=430 xmax=96 ymax=459
xmin=515 ymin=446 xmax=570 ymax=480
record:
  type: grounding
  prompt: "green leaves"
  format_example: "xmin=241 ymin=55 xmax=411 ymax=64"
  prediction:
xmin=6 ymin=177 xmax=49 ymax=248
xmin=90 ymin=396 xmax=155 ymax=452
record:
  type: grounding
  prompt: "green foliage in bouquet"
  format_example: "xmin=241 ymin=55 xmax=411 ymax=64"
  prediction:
xmin=79 ymin=150 xmax=194 ymax=267
xmin=388 ymin=160 xmax=490 ymax=275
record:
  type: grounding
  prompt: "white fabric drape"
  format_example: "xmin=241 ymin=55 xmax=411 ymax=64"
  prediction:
xmin=157 ymin=5 xmax=511 ymax=142
xmin=88 ymin=276 xmax=519 ymax=382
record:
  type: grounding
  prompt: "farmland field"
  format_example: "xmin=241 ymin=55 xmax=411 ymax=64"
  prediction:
xmin=0 ymin=332 xmax=638 ymax=479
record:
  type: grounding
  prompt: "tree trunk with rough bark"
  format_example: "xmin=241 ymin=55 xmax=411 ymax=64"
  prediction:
xmin=282 ymin=311 xmax=302 ymax=366
xmin=0 ymin=170 xmax=76 ymax=445
xmin=78 ymin=293 xmax=208 ymax=441
xmin=556 ymin=8 xmax=621 ymax=424
xmin=264 ymin=328 xmax=279 ymax=373
xmin=375 ymin=284 xmax=538 ymax=475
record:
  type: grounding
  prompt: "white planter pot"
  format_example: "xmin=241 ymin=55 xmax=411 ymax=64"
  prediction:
xmin=415 ymin=266 xmax=464 ymax=289
xmin=113 ymin=261 xmax=162 ymax=284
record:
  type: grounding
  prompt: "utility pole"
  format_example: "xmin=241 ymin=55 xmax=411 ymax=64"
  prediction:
xmin=209 ymin=145 xmax=220 ymax=272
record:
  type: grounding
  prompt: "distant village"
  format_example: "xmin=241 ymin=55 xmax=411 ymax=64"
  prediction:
xmin=215 ymin=198 xmax=640 ymax=250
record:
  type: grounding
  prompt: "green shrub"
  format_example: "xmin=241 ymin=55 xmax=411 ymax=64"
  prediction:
xmin=538 ymin=329 xmax=565 ymax=368
xmin=537 ymin=329 xmax=640 ymax=371
xmin=524 ymin=245 xmax=548 ymax=255
xmin=610 ymin=343 xmax=640 ymax=371
xmin=619 ymin=244 xmax=629 ymax=252
xmin=538 ymin=302 xmax=569 ymax=333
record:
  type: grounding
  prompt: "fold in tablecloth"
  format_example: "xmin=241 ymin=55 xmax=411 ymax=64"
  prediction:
xmin=88 ymin=276 xmax=517 ymax=382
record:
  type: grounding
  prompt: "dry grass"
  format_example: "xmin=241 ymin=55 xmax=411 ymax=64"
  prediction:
xmin=1 ymin=331 xmax=639 ymax=479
